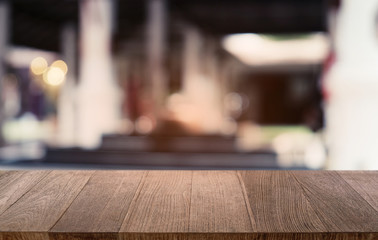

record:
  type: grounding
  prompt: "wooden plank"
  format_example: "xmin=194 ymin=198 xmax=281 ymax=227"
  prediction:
xmin=0 ymin=232 xmax=48 ymax=240
xmin=0 ymin=171 xmax=50 ymax=215
xmin=48 ymin=233 xmax=118 ymax=240
xmin=50 ymin=171 xmax=145 ymax=238
xmin=189 ymin=171 xmax=253 ymax=233
xmin=338 ymin=171 xmax=378 ymax=212
xmin=0 ymin=170 xmax=376 ymax=240
xmin=238 ymin=170 xmax=327 ymax=233
xmin=116 ymin=232 xmax=377 ymax=240
xmin=119 ymin=171 xmax=192 ymax=234
xmin=292 ymin=171 xmax=378 ymax=232
xmin=0 ymin=171 xmax=93 ymax=232
xmin=1 ymin=232 xmax=376 ymax=240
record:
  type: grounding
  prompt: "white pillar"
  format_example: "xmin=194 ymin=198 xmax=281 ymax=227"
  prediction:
xmin=325 ymin=0 xmax=378 ymax=169
xmin=77 ymin=0 xmax=121 ymax=148
xmin=0 ymin=0 xmax=10 ymax=143
xmin=57 ymin=24 xmax=77 ymax=147
xmin=182 ymin=27 xmax=202 ymax=97
xmin=146 ymin=0 xmax=167 ymax=114
xmin=181 ymin=27 xmax=223 ymax=133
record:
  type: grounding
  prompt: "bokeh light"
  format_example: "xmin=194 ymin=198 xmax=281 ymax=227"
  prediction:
xmin=135 ymin=116 xmax=153 ymax=134
xmin=224 ymin=92 xmax=243 ymax=112
xmin=30 ymin=57 xmax=48 ymax=75
xmin=220 ymin=118 xmax=237 ymax=135
xmin=51 ymin=60 xmax=68 ymax=74
xmin=43 ymin=67 xmax=65 ymax=86
xmin=222 ymin=33 xmax=329 ymax=66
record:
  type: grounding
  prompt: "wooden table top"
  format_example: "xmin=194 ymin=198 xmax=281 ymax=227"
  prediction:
xmin=0 ymin=170 xmax=377 ymax=240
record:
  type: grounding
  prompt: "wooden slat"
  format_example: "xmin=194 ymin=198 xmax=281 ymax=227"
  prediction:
xmin=0 ymin=171 xmax=50 ymax=215
xmin=238 ymin=170 xmax=327 ymax=232
xmin=0 ymin=170 xmax=377 ymax=240
xmin=50 ymin=171 xmax=145 ymax=238
xmin=117 ymin=232 xmax=377 ymax=240
xmin=1 ymin=232 xmax=376 ymax=240
xmin=0 ymin=171 xmax=93 ymax=232
xmin=338 ymin=171 xmax=378 ymax=212
xmin=292 ymin=171 xmax=378 ymax=232
xmin=189 ymin=171 xmax=253 ymax=233
xmin=0 ymin=232 xmax=49 ymax=240
xmin=119 ymin=171 xmax=192 ymax=234
xmin=48 ymin=233 xmax=118 ymax=240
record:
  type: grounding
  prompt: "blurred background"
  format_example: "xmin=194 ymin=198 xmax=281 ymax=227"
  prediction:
xmin=0 ymin=0 xmax=377 ymax=170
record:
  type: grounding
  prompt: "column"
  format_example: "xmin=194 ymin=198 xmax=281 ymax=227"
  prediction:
xmin=57 ymin=24 xmax=77 ymax=147
xmin=77 ymin=0 xmax=121 ymax=148
xmin=181 ymin=27 xmax=223 ymax=134
xmin=0 ymin=0 xmax=10 ymax=144
xmin=325 ymin=0 xmax=378 ymax=169
xmin=146 ymin=0 xmax=167 ymax=115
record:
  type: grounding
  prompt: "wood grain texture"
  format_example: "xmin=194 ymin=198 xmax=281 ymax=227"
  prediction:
xmin=0 ymin=171 xmax=93 ymax=231
xmin=0 ymin=171 xmax=50 ymax=215
xmin=0 ymin=170 xmax=377 ymax=240
xmin=48 ymin=232 xmax=118 ymax=240
xmin=189 ymin=171 xmax=253 ymax=232
xmin=338 ymin=171 xmax=378 ymax=212
xmin=1 ymin=232 xmax=376 ymax=240
xmin=238 ymin=171 xmax=327 ymax=233
xmin=51 ymin=171 xmax=145 ymax=234
xmin=292 ymin=171 xmax=378 ymax=232
xmin=119 ymin=232 xmax=378 ymax=240
xmin=119 ymin=171 xmax=192 ymax=233
xmin=0 ymin=232 xmax=49 ymax=240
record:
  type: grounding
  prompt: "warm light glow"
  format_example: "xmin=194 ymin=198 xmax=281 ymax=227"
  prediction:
xmin=135 ymin=116 xmax=153 ymax=134
xmin=51 ymin=60 xmax=68 ymax=74
xmin=225 ymin=92 xmax=242 ymax=112
xmin=222 ymin=33 xmax=330 ymax=66
xmin=220 ymin=118 xmax=237 ymax=135
xmin=43 ymin=67 xmax=65 ymax=86
xmin=121 ymin=119 xmax=134 ymax=135
xmin=30 ymin=57 xmax=48 ymax=75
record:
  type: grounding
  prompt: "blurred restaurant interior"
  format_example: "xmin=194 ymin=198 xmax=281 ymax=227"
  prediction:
xmin=0 ymin=0 xmax=377 ymax=170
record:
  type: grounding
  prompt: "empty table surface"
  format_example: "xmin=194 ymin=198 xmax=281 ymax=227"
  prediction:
xmin=0 ymin=170 xmax=377 ymax=239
